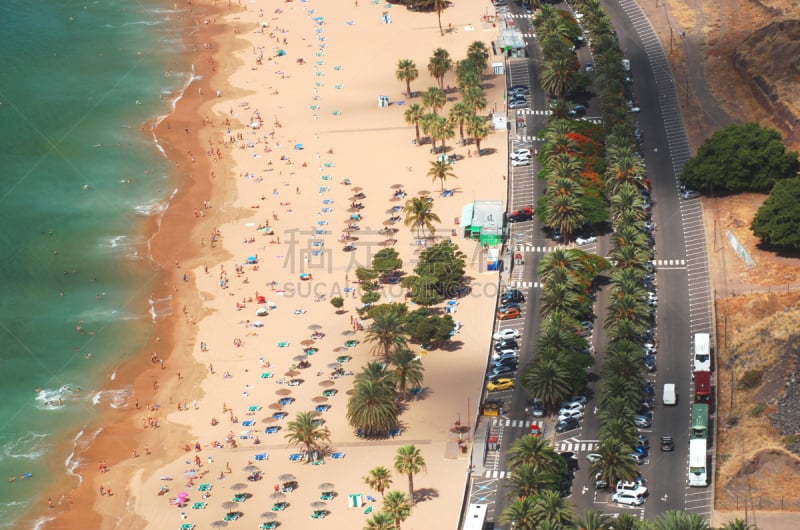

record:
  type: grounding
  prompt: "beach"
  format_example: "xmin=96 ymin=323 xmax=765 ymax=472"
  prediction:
xmin=34 ymin=1 xmax=507 ymax=528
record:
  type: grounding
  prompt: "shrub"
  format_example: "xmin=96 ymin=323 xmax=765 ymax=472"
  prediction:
xmin=738 ymin=369 xmax=763 ymax=390
xmin=749 ymin=403 xmax=767 ymax=417
xmin=330 ymin=297 xmax=344 ymax=310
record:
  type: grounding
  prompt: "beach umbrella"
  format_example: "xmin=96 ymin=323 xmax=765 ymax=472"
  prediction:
xmin=178 ymin=491 xmax=189 ymax=498
xmin=319 ymin=380 xmax=335 ymax=387
xmin=279 ymin=473 xmax=296 ymax=482
xmin=285 ymin=369 xmax=301 ymax=377
xmin=327 ymin=362 xmax=342 ymax=369
xmin=260 ymin=512 xmax=277 ymax=521
xmin=222 ymin=501 xmax=239 ymax=515
xmin=318 ymin=482 xmax=335 ymax=491
xmin=289 ymin=378 xmax=303 ymax=386
xmin=261 ymin=416 xmax=277 ymax=424
xmin=243 ymin=465 xmax=260 ymax=473
xmin=230 ymin=483 xmax=248 ymax=491
xmin=300 ymin=339 xmax=316 ymax=346
xmin=270 ymin=491 xmax=286 ymax=501
xmin=312 ymin=396 xmax=328 ymax=403
xmin=391 ymin=183 xmax=403 ymax=189
xmin=293 ymin=354 xmax=307 ymax=362
xmin=308 ymin=324 xmax=323 ymax=331
xmin=210 ymin=521 xmax=228 ymax=529
xmin=352 ymin=186 xmax=363 ymax=193
xmin=268 ymin=403 xmax=283 ymax=411
xmin=311 ymin=501 xmax=328 ymax=510
xmin=332 ymin=347 xmax=347 ymax=353
xmin=276 ymin=388 xmax=292 ymax=396
xmin=418 ymin=189 xmax=430 ymax=195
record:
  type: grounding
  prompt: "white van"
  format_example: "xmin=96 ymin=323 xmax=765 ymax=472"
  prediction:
xmin=693 ymin=333 xmax=711 ymax=372
xmin=663 ymin=383 xmax=676 ymax=406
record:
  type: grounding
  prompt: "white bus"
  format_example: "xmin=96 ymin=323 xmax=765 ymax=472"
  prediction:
xmin=463 ymin=503 xmax=488 ymax=530
xmin=688 ymin=438 xmax=708 ymax=487
xmin=693 ymin=332 xmax=711 ymax=372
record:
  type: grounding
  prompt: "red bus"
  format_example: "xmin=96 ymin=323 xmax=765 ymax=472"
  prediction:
xmin=694 ymin=371 xmax=711 ymax=404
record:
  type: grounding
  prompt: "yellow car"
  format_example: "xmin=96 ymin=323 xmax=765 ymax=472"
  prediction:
xmin=486 ymin=378 xmax=515 ymax=392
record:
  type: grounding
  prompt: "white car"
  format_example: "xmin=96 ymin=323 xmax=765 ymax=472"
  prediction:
xmin=559 ymin=402 xmax=584 ymax=415
xmin=557 ymin=409 xmax=584 ymax=422
xmin=560 ymin=397 xmax=587 ymax=409
xmin=629 ymin=106 xmax=641 ymax=113
xmin=612 ymin=492 xmax=644 ymax=506
xmin=510 ymin=148 xmax=532 ymax=160
xmin=575 ymin=236 xmax=597 ymax=245
xmin=493 ymin=329 xmax=521 ymax=341
xmin=616 ymin=480 xmax=648 ymax=497
xmin=511 ymin=157 xmax=531 ymax=167
xmin=586 ymin=453 xmax=602 ymax=463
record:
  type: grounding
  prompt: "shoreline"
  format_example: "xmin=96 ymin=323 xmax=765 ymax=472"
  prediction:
xmin=26 ymin=1 xmax=507 ymax=528
xmin=20 ymin=1 xmax=239 ymax=528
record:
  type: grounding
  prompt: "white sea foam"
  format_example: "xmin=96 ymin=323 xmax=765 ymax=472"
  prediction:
xmin=134 ymin=200 xmax=168 ymax=216
xmin=2 ymin=432 xmax=49 ymax=460
xmin=31 ymin=515 xmax=56 ymax=530
xmin=92 ymin=387 xmax=132 ymax=409
xmin=34 ymin=385 xmax=77 ymax=409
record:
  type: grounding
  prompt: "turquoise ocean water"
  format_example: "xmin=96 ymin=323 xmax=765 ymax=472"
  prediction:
xmin=0 ymin=1 xmax=193 ymax=525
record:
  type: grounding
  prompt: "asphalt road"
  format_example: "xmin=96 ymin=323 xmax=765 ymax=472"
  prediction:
xmin=478 ymin=1 xmax=715 ymax=526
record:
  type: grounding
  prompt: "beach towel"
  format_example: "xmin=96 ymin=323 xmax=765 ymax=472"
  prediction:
xmin=288 ymin=453 xmax=303 ymax=461
xmin=331 ymin=452 xmax=345 ymax=459
xmin=261 ymin=372 xmax=274 ymax=379
xmin=254 ymin=453 xmax=268 ymax=461
xmin=265 ymin=426 xmax=280 ymax=434
xmin=197 ymin=483 xmax=212 ymax=492
xmin=242 ymin=420 xmax=255 ymax=427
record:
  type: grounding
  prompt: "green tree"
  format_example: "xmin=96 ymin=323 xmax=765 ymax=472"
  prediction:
xmin=681 ymin=123 xmax=799 ymax=193
xmin=751 ymin=177 xmax=800 ymax=249
xmin=542 ymin=191 xmax=586 ymax=243
xmin=393 ymin=445 xmax=426 ymax=505
xmin=433 ymin=0 xmax=447 ymax=36
xmin=588 ymin=437 xmax=638 ymax=487
xmin=284 ymin=411 xmax=331 ymax=461
xmin=389 ymin=349 xmax=424 ymax=399
xmin=403 ymin=103 xmax=425 ymax=145
xmin=428 ymin=159 xmax=457 ymax=192
xmin=521 ymin=358 xmax=574 ymax=410
xmin=575 ymin=510 xmax=613 ymax=530
xmin=506 ymin=435 xmax=565 ymax=475
xmin=382 ymin=490 xmax=412 ymax=529
xmin=402 ymin=241 xmax=466 ymax=306
xmin=347 ymin=378 xmax=399 ymax=435
xmin=499 ymin=496 xmax=537 ymax=530
xmin=428 ymin=114 xmax=455 ymax=152
xmin=403 ymin=197 xmax=441 ymax=239
xmin=540 ymin=55 xmax=577 ymax=97
xmin=716 ymin=519 xmax=757 ymax=530
xmin=465 ymin=114 xmax=490 ymax=155
xmin=396 ymin=59 xmax=419 ymax=98
xmin=461 ymin=84 xmax=487 ymax=113
xmin=364 ymin=511 xmax=395 ymax=530
xmin=532 ymin=490 xmax=576 ymax=528
xmin=466 ymin=41 xmax=490 ymax=73
xmin=598 ymin=417 xmax=638 ymax=447
xmin=421 ymin=86 xmax=446 ymax=114
xmin=651 ymin=510 xmax=711 ymax=530
xmin=365 ymin=305 xmax=409 ymax=357
xmin=364 ymin=466 xmax=393 ymax=499
xmin=507 ymin=463 xmax=561 ymax=498
xmin=427 ymin=48 xmax=452 ymax=88
xmin=372 ymin=248 xmax=403 ymax=280
xmin=330 ymin=296 xmax=344 ymax=312
xmin=448 ymin=102 xmax=471 ymax=144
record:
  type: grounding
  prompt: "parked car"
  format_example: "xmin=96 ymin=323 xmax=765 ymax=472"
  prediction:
xmin=644 ymin=355 xmax=657 ymax=372
xmin=498 ymin=302 xmax=521 ymax=313
xmin=507 ymin=84 xmax=530 ymax=95
xmin=612 ymin=492 xmax=645 ymax=506
xmin=492 ymin=351 xmax=519 ymax=363
xmin=511 ymin=157 xmax=531 ymax=168
xmin=491 ymin=357 xmax=519 ymax=370
xmin=509 ymin=148 xmax=532 ymax=160
xmin=681 ymin=189 xmax=701 ymax=200
xmin=628 ymin=452 xmax=647 ymax=465
xmin=559 ymin=402 xmax=585 ymax=415
xmin=486 ymin=378 xmax=514 ymax=392
xmin=493 ymin=329 xmax=520 ymax=341
xmin=494 ymin=339 xmax=519 ymax=351
xmin=501 ymin=289 xmax=526 ymax=303
xmin=575 ymin=235 xmax=597 ymax=245
xmin=560 ymin=396 xmax=588 ymax=409
xmin=557 ymin=409 xmax=584 ymax=422
xmin=497 ymin=307 xmax=521 ymax=320
xmin=530 ymin=397 xmax=545 ymax=418
xmin=487 ymin=365 xmax=517 ymax=379
xmin=568 ymin=104 xmax=586 ymax=117
xmin=616 ymin=479 xmax=648 ymax=496
xmin=554 ymin=417 xmax=580 ymax=433
xmin=660 ymin=435 xmax=675 ymax=452
xmin=508 ymin=99 xmax=528 ymax=109
xmin=634 ymin=412 xmax=652 ymax=428
xmin=586 ymin=453 xmax=602 ymax=463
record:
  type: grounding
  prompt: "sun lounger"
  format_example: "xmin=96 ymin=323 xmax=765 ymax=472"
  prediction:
xmin=311 ymin=459 xmax=324 ymax=465
xmin=364 ymin=505 xmax=373 ymax=514
xmin=242 ymin=420 xmax=255 ymax=427
xmin=191 ymin=502 xmax=206 ymax=509
xmin=322 ymin=199 xmax=333 ymax=204
xmin=322 ymin=389 xmax=337 ymax=397
xmin=232 ymin=494 xmax=247 ymax=502
xmin=334 ymin=65 xmax=343 ymax=71
xmin=335 ymin=355 xmax=351 ymax=363
xmin=344 ymin=340 xmax=359 ymax=347
xmin=331 ymin=111 xmax=341 ymax=116
xmin=271 ymin=502 xmax=287 ymax=511
xmin=288 ymin=453 xmax=303 ymax=461
xmin=223 ymin=513 xmax=241 ymax=521
xmin=311 ymin=418 xmax=325 ymax=426
xmin=277 ymin=341 xmax=290 ymax=348
xmin=265 ymin=426 xmax=280 ymax=434
xmin=315 ymin=404 xmax=330 ymax=412
xmin=279 ymin=397 xmax=294 ymax=405
xmin=239 ymin=430 xmax=252 ymax=439
xmin=319 ymin=187 xmax=329 ymax=192
xmin=312 ymin=250 xmax=322 ymax=256
xmin=321 ymin=175 xmax=331 ymax=180
xmin=366 ymin=495 xmax=376 ymax=502
xmin=260 ymin=523 xmax=277 ymax=530
xmin=331 ymin=452 xmax=345 ymax=459
xmin=409 ymin=387 xmax=423 ymax=396
xmin=389 ymin=428 xmax=402 ymax=437
xmin=254 ymin=453 xmax=268 ymax=461
xmin=180 ymin=524 xmax=196 ymax=530
xmin=320 ymin=492 xmax=335 ymax=500
xmin=261 ymin=372 xmax=273 ymax=379
xmin=272 ymin=411 xmax=287 ymax=419
xmin=317 ymin=220 xmax=328 ymax=225
xmin=311 ymin=511 xmax=326 ymax=519
xmin=197 ymin=483 xmax=212 ymax=492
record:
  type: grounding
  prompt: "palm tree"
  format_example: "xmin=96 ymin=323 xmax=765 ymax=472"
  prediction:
xmin=521 ymin=358 xmax=574 ymax=411
xmin=602 ymin=347 xmax=646 ymax=382
xmin=540 ymin=55 xmax=577 ymax=97
xmin=428 ymin=115 xmax=455 ymax=153
xmin=357 ymin=361 xmax=392 ymax=384
xmin=421 ymin=86 xmax=446 ymax=115
xmin=389 ymin=349 xmax=424 ymax=399
xmin=347 ymin=378 xmax=399 ymax=434
xmin=612 ymin=513 xmax=648 ymax=530
xmin=365 ymin=308 xmax=408 ymax=357
xmin=403 ymin=197 xmax=441 ymax=239
xmin=428 ymin=159 xmax=456 ymax=192
xmin=382 ymin=490 xmax=412 ymax=529
xmin=465 ymin=114 xmax=489 ymax=155
xmin=427 ymin=48 xmax=452 ymax=88
xmin=532 ymin=490 xmax=576 ymax=528
xmin=433 ymin=0 xmax=447 ymax=36
xmin=605 ymin=294 xmax=651 ymax=330
xmin=393 ymin=445 xmax=426 ymax=505
xmin=651 ymin=511 xmax=711 ymax=530
xmin=589 ymin=437 xmax=638 ymax=487
xmin=448 ymin=102 xmax=470 ymax=144
xmin=506 ymin=435 xmax=565 ymax=475
xmin=540 ymin=282 xmax=582 ymax=317
xmin=537 ymin=248 xmax=582 ymax=284
xmin=455 ymin=60 xmax=481 ymax=91
xmin=284 ymin=410 xmax=331 ymax=461
xmin=575 ymin=510 xmax=613 ymax=530
xmin=461 ymin=84 xmax=487 ymax=112
xmin=364 ymin=466 xmax=393 ymax=499
xmin=467 ymin=41 xmax=490 ymax=73
xmin=543 ymin=192 xmax=586 ymax=243
xmin=395 ymin=59 xmax=419 ymax=98
xmin=403 ymin=104 xmax=425 ymax=145
xmin=499 ymin=496 xmax=537 ymax=530
xmin=420 ymin=112 xmax=440 ymax=151
xmin=717 ymin=520 xmax=757 ymax=530
xmin=364 ymin=511 xmax=395 ymax=530
xmin=507 ymin=463 xmax=561 ymax=498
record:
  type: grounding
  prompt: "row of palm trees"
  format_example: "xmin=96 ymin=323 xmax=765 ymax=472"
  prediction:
xmin=363 ymin=444 xmax=427 ymax=529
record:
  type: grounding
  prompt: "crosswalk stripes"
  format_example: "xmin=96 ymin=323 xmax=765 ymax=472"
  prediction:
xmin=559 ymin=441 xmax=598 ymax=452
xmin=515 ymin=245 xmax=561 ymax=253
xmin=502 ymin=13 xmax=533 ymax=19
xmin=513 ymin=281 xmax=542 ymax=289
xmin=516 ymin=135 xmax=544 ymax=142
xmin=484 ymin=469 xmax=512 ymax=479
xmin=515 ymin=109 xmax=552 ymax=115
xmin=653 ymin=259 xmax=686 ymax=267
xmin=491 ymin=418 xmax=543 ymax=429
